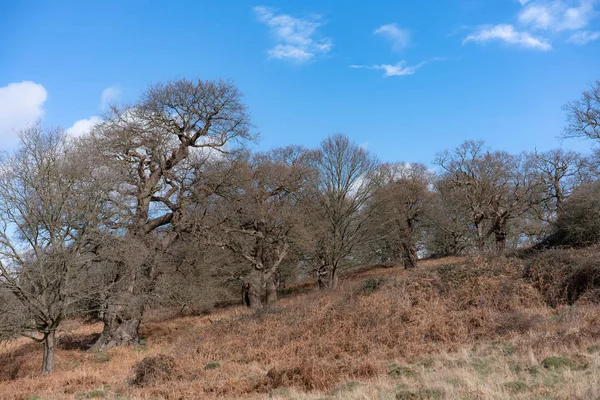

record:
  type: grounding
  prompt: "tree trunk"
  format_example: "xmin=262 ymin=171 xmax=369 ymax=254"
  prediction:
xmin=265 ymin=275 xmax=277 ymax=304
xmin=92 ymin=249 xmax=159 ymax=350
xmin=476 ymin=220 xmax=485 ymax=252
xmin=494 ymin=229 xmax=507 ymax=253
xmin=41 ymin=330 xmax=55 ymax=375
xmin=246 ymin=268 xmax=263 ymax=309
xmin=92 ymin=301 xmax=143 ymax=350
xmin=316 ymin=264 xmax=328 ymax=289
xmin=329 ymin=267 xmax=339 ymax=289
xmin=402 ymin=242 xmax=418 ymax=269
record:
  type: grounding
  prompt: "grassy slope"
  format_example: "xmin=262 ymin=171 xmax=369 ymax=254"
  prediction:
xmin=1 ymin=255 xmax=600 ymax=400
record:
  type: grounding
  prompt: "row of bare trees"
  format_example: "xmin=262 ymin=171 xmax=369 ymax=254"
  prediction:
xmin=1 ymin=78 xmax=599 ymax=374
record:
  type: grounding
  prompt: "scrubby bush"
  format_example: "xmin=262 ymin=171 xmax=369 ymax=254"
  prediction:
xmin=525 ymin=246 xmax=600 ymax=306
xmin=544 ymin=181 xmax=600 ymax=247
xmin=130 ymin=354 xmax=176 ymax=387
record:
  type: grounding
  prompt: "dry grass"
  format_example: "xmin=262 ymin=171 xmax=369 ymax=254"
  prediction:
xmin=2 ymin=254 xmax=600 ymax=399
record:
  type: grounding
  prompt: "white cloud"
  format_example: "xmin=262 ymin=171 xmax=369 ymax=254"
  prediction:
xmin=351 ymin=58 xmax=441 ymax=77
xmin=254 ymin=6 xmax=332 ymax=62
xmin=464 ymin=24 xmax=552 ymax=50
xmin=517 ymin=0 xmax=532 ymax=5
xmin=66 ymin=116 xmax=102 ymax=137
xmin=374 ymin=23 xmax=411 ymax=51
xmin=567 ymin=29 xmax=600 ymax=42
xmin=0 ymin=81 xmax=47 ymax=148
xmin=100 ymin=86 xmax=121 ymax=109
xmin=67 ymin=85 xmax=119 ymax=138
xmin=518 ymin=0 xmax=596 ymax=31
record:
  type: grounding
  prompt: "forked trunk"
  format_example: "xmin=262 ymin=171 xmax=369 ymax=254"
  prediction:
xmin=317 ymin=265 xmax=329 ymax=289
xmin=317 ymin=265 xmax=339 ymax=289
xmin=41 ymin=330 xmax=56 ymax=375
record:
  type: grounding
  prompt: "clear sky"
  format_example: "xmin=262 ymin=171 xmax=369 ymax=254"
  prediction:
xmin=1 ymin=0 xmax=599 ymax=165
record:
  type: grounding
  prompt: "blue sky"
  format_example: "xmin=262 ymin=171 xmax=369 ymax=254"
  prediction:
xmin=1 ymin=0 xmax=599 ymax=165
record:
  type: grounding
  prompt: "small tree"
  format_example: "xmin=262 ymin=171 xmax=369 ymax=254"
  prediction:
xmin=202 ymin=147 xmax=310 ymax=308
xmin=0 ymin=124 xmax=106 ymax=374
xmin=370 ymin=163 xmax=434 ymax=268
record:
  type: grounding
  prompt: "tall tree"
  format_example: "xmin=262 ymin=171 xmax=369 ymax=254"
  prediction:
xmin=89 ymin=79 xmax=253 ymax=349
xmin=311 ymin=133 xmax=379 ymax=288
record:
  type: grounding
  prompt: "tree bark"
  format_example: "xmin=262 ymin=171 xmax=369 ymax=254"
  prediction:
xmin=265 ymin=275 xmax=277 ymax=304
xmin=402 ymin=242 xmax=418 ymax=269
xmin=41 ymin=330 xmax=56 ymax=375
xmin=92 ymin=301 xmax=142 ymax=350
xmin=494 ymin=229 xmax=507 ymax=253
xmin=92 ymin=244 xmax=160 ymax=350
xmin=476 ymin=220 xmax=485 ymax=252
xmin=329 ymin=267 xmax=339 ymax=289
xmin=246 ymin=268 xmax=263 ymax=309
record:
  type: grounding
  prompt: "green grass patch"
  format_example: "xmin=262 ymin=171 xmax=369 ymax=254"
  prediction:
xmin=204 ymin=361 xmax=221 ymax=370
xmin=540 ymin=357 xmax=577 ymax=371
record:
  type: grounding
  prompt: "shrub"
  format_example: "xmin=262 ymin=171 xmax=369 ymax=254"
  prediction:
xmin=545 ymin=181 xmax=600 ymax=247
xmin=525 ymin=247 xmax=600 ymax=306
xmin=130 ymin=354 xmax=176 ymax=387
xmin=357 ymin=278 xmax=386 ymax=295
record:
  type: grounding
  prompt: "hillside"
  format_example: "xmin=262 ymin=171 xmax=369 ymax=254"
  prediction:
xmin=2 ymin=253 xmax=600 ymax=400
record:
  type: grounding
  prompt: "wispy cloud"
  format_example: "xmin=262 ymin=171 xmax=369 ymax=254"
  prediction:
xmin=464 ymin=24 xmax=552 ymax=50
xmin=351 ymin=58 xmax=442 ymax=77
xmin=518 ymin=0 xmax=595 ymax=31
xmin=567 ymin=29 xmax=600 ymax=43
xmin=253 ymin=6 xmax=332 ymax=63
xmin=374 ymin=23 xmax=411 ymax=51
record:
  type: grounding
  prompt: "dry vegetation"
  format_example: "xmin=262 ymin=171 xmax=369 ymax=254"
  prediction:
xmin=2 ymin=250 xmax=600 ymax=400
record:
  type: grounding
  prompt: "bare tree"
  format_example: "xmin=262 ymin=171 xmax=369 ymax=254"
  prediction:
xmin=89 ymin=79 xmax=253 ymax=349
xmin=563 ymin=80 xmax=600 ymax=141
xmin=311 ymin=133 xmax=379 ymax=288
xmin=370 ymin=163 xmax=435 ymax=268
xmin=424 ymin=177 xmax=474 ymax=256
xmin=525 ymin=149 xmax=590 ymax=222
xmin=436 ymin=141 xmax=536 ymax=253
xmin=0 ymin=124 xmax=106 ymax=374
xmin=201 ymin=147 xmax=311 ymax=308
